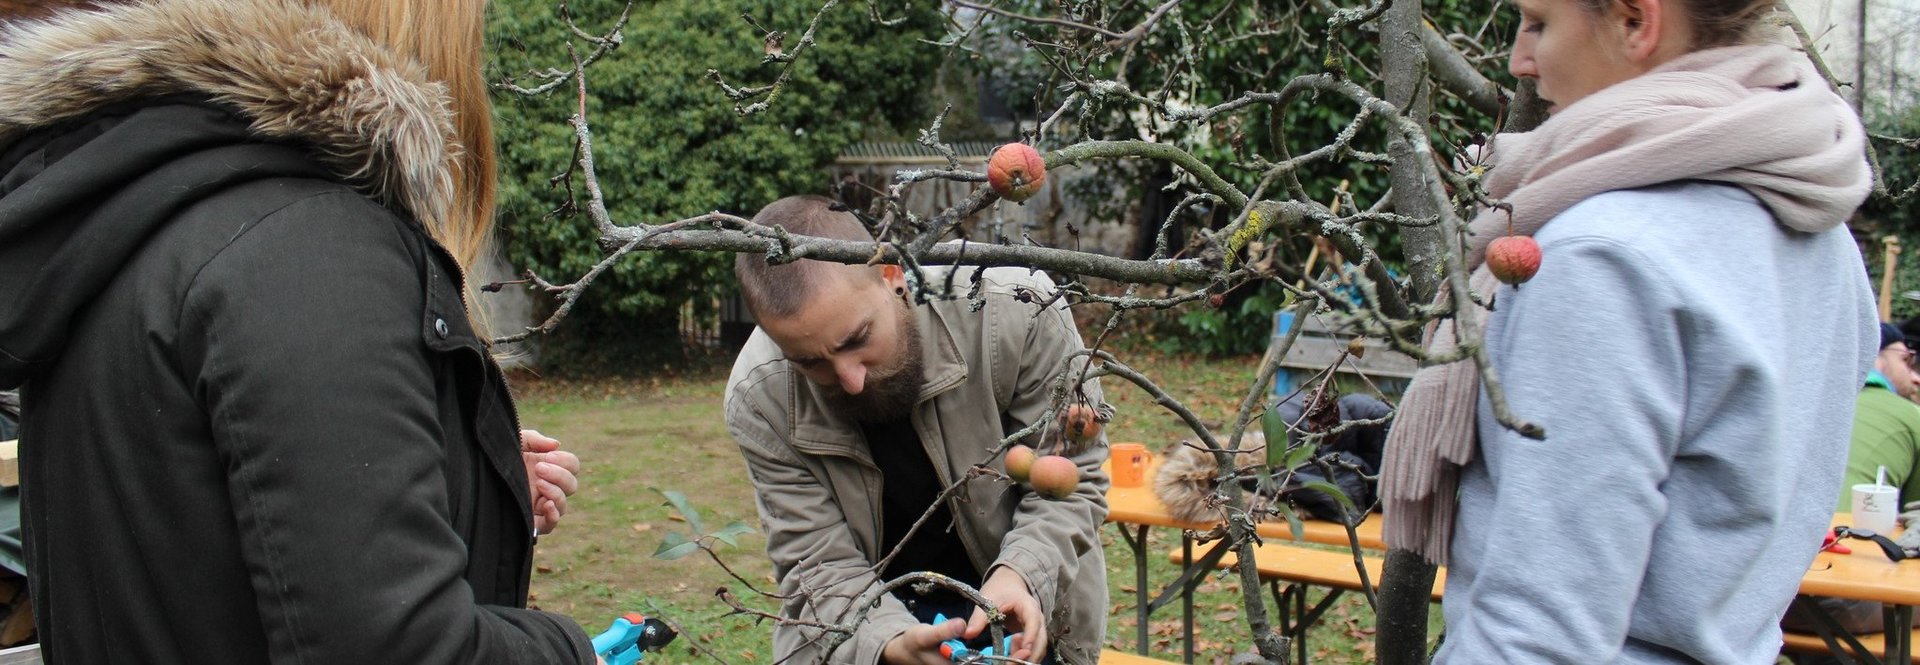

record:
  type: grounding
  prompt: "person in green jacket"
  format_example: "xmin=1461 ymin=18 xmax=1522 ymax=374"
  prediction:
xmin=1836 ymin=322 xmax=1920 ymax=512
xmin=1784 ymin=322 xmax=1920 ymax=649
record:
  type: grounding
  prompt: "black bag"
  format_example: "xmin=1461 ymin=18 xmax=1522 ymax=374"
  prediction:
xmin=1273 ymin=450 xmax=1374 ymax=525
xmin=1265 ymin=392 xmax=1388 ymax=525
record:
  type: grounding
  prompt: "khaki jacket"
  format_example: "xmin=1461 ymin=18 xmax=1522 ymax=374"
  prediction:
xmin=725 ymin=267 xmax=1110 ymax=665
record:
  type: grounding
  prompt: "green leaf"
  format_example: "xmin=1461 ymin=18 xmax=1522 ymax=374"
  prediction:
xmin=653 ymin=531 xmax=700 ymax=561
xmin=655 ymin=488 xmax=706 ymax=534
xmin=712 ymin=521 xmax=755 ymax=548
xmin=1276 ymin=502 xmax=1305 ymax=542
xmin=1281 ymin=442 xmax=1318 ymax=472
xmin=1261 ymin=410 xmax=1288 ymax=470
xmin=1301 ymin=479 xmax=1358 ymax=512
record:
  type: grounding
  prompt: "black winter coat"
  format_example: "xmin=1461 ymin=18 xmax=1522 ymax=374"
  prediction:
xmin=0 ymin=2 xmax=593 ymax=663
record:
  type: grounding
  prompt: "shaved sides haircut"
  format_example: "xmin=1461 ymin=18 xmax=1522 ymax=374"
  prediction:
xmin=736 ymin=195 xmax=879 ymax=320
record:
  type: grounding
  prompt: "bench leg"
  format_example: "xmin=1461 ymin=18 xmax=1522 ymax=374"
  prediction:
xmin=1265 ymin=579 xmax=1347 ymax=665
xmin=1144 ymin=537 xmax=1231 ymax=664
xmin=1184 ymin=535 xmax=1195 ymax=665
xmin=1298 ymin=587 xmax=1346 ymax=665
xmin=1115 ymin=524 xmax=1151 ymax=656
xmin=1271 ymin=581 xmax=1299 ymax=663
xmin=1791 ymin=594 xmax=1883 ymax=665
xmin=1881 ymin=604 xmax=1912 ymax=665
xmin=1296 ymin=585 xmax=1307 ymax=665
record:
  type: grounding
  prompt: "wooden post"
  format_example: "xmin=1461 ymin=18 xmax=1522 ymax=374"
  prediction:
xmin=1295 ymin=180 xmax=1352 ymax=290
xmin=1881 ymin=236 xmax=1901 ymax=322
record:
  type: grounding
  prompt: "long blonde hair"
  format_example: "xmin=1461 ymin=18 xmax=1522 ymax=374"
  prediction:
xmin=318 ymin=0 xmax=498 ymax=279
xmin=319 ymin=0 xmax=499 ymax=339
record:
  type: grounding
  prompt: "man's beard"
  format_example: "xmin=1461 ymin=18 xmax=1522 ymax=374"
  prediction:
xmin=823 ymin=305 xmax=924 ymax=423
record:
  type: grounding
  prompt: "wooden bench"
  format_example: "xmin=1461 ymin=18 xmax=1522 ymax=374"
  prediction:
xmin=1171 ymin=541 xmax=1444 ymax=601
xmin=1782 ymin=628 xmax=1920 ymax=664
xmin=1172 ymin=542 xmax=1444 ymax=664
xmin=1098 ymin=648 xmax=1178 ymax=664
xmin=1272 ymin=312 xmax=1418 ymax=395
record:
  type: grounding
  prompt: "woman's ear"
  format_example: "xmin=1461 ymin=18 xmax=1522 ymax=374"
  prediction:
xmin=1615 ymin=0 xmax=1672 ymax=62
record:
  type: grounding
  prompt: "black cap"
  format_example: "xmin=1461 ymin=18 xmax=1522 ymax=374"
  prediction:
xmin=1901 ymin=316 xmax=1920 ymax=344
xmin=1882 ymin=322 xmax=1906 ymax=350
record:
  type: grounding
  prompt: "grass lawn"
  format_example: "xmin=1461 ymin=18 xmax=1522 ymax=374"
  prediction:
xmin=515 ymin=352 xmax=1431 ymax=664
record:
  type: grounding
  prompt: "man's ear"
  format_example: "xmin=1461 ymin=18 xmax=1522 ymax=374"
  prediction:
xmin=879 ymin=264 xmax=906 ymax=293
xmin=1614 ymin=0 xmax=1669 ymax=62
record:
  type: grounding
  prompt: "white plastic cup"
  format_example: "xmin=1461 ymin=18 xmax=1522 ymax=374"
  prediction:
xmin=1851 ymin=483 xmax=1900 ymax=535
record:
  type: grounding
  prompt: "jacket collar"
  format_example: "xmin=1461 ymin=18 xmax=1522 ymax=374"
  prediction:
xmin=0 ymin=0 xmax=457 ymax=226
xmin=913 ymin=299 xmax=970 ymax=403
xmin=1866 ymin=369 xmax=1896 ymax=392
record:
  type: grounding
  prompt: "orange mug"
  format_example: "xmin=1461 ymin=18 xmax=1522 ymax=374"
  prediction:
xmin=1111 ymin=443 xmax=1153 ymax=487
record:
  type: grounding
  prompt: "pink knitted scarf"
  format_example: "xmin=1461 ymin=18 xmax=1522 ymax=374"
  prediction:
xmin=1378 ymin=43 xmax=1872 ymax=565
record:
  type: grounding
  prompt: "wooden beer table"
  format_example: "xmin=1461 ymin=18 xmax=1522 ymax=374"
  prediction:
xmin=1102 ymin=456 xmax=1383 ymax=663
xmin=1105 ymin=456 xmax=1920 ymax=665
xmin=1791 ymin=515 xmax=1920 ymax=665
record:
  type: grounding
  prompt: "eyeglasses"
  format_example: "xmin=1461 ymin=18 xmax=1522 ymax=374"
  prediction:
xmin=1888 ymin=347 xmax=1919 ymax=369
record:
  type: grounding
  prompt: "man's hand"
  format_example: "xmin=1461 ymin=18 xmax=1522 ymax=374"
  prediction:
xmin=966 ymin=567 xmax=1047 ymax=662
xmin=882 ymin=617 xmax=965 ymax=665
xmin=1899 ymin=500 xmax=1919 ymax=529
xmin=521 ymin=429 xmax=581 ymax=535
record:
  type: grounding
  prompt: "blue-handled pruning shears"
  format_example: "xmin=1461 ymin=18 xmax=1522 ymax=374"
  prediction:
xmin=931 ymin=613 xmax=1018 ymax=662
xmin=591 ymin=613 xmax=677 ymax=665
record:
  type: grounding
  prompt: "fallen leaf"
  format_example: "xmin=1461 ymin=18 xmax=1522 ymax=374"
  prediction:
xmin=632 ymin=523 xmax=653 ymax=533
xmin=1213 ymin=610 xmax=1239 ymax=622
xmin=535 ymin=565 xmax=553 ymax=574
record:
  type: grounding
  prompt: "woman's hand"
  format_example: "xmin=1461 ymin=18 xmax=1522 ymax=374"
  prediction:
xmin=521 ymin=429 xmax=581 ymax=535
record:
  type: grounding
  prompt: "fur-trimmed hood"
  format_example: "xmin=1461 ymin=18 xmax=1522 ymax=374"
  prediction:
xmin=0 ymin=0 xmax=458 ymax=223
xmin=0 ymin=0 xmax=462 ymax=386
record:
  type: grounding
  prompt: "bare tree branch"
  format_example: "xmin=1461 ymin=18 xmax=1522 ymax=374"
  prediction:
xmin=496 ymin=0 xmax=634 ymax=96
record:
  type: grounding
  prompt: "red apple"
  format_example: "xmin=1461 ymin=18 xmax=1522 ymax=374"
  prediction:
xmin=1028 ymin=455 xmax=1080 ymax=499
xmin=987 ymin=143 xmax=1047 ymax=203
xmin=1005 ymin=444 xmax=1037 ymax=482
xmin=1486 ymin=235 xmax=1542 ymax=286
xmin=1062 ymin=404 xmax=1102 ymax=445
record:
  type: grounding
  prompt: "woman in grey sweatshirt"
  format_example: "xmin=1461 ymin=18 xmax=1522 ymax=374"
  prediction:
xmin=1391 ymin=0 xmax=1880 ymax=662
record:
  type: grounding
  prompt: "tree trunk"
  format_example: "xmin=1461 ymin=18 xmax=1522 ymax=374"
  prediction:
xmin=1378 ymin=0 xmax=1445 ymax=662
xmin=1376 ymin=548 xmax=1440 ymax=664
xmin=1384 ymin=0 xmax=1442 ymax=307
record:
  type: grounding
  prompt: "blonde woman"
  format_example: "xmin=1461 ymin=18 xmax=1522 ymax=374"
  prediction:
xmin=0 ymin=1 xmax=593 ymax=662
xmin=1378 ymin=0 xmax=1876 ymax=661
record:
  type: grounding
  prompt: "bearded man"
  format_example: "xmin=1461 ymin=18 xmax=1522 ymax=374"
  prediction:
xmin=724 ymin=195 xmax=1108 ymax=665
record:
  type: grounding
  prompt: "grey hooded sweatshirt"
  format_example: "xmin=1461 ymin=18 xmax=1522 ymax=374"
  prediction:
xmin=1436 ymin=182 xmax=1876 ymax=664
